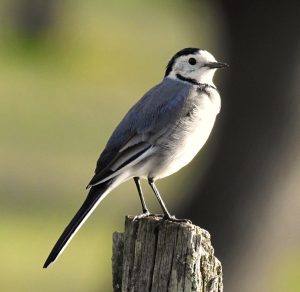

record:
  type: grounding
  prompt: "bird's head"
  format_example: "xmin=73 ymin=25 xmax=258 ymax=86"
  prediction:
xmin=165 ymin=48 xmax=228 ymax=86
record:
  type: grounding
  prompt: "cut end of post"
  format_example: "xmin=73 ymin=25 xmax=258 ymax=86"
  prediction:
xmin=112 ymin=215 xmax=223 ymax=292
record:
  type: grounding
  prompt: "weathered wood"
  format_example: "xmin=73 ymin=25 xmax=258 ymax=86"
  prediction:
xmin=112 ymin=216 xmax=223 ymax=292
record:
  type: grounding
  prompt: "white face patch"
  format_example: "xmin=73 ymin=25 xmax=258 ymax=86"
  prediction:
xmin=168 ymin=50 xmax=218 ymax=86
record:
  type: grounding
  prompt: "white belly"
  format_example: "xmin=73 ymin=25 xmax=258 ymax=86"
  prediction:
xmin=159 ymin=116 xmax=216 ymax=178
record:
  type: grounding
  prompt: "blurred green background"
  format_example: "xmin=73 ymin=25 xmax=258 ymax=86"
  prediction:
xmin=0 ymin=1 xmax=219 ymax=291
xmin=1 ymin=0 xmax=300 ymax=291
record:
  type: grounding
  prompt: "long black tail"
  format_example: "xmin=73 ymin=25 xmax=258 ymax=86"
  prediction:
xmin=43 ymin=181 xmax=112 ymax=268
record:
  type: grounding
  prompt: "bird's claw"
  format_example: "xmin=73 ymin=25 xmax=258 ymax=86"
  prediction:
xmin=132 ymin=213 xmax=191 ymax=224
xmin=148 ymin=213 xmax=164 ymax=218
xmin=133 ymin=213 xmax=149 ymax=221
xmin=163 ymin=215 xmax=192 ymax=224
xmin=132 ymin=211 xmax=151 ymax=221
xmin=132 ymin=212 xmax=165 ymax=221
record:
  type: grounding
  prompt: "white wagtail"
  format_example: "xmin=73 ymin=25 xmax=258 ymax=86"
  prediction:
xmin=43 ymin=48 xmax=228 ymax=268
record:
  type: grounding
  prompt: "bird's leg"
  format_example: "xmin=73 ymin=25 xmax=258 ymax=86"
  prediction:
xmin=148 ymin=178 xmax=172 ymax=219
xmin=148 ymin=178 xmax=191 ymax=223
xmin=133 ymin=177 xmax=151 ymax=220
xmin=134 ymin=177 xmax=149 ymax=213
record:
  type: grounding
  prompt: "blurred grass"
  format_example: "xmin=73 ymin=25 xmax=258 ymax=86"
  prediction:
xmin=0 ymin=0 xmax=217 ymax=290
xmin=269 ymin=249 xmax=300 ymax=292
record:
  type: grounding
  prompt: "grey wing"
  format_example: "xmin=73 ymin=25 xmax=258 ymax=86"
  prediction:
xmin=87 ymin=78 xmax=193 ymax=187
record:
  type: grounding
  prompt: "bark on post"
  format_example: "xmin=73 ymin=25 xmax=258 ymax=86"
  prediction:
xmin=112 ymin=216 xmax=223 ymax=292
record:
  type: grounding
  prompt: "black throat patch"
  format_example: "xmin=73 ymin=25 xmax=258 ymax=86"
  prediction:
xmin=176 ymin=73 xmax=216 ymax=90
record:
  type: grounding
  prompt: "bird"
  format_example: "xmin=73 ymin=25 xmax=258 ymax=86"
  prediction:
xmin=43 ymin=47 xmax=228 ymax=268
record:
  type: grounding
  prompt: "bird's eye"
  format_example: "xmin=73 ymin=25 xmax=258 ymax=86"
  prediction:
xmin=188 ymin=58 xmax=197 ymax=65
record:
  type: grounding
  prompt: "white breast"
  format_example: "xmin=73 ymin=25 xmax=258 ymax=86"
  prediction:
xmin=155 ymin=88 xmax=220 ymax=179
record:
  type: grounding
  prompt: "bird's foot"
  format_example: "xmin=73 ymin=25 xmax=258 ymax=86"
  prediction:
xmin=163 ymin=215 xmax=192 ymax=224
xmin=132 ymin=211 xmax=151 ymax=221
xmin=132 ymin=212 xmax=191 ymax=223
xmin=132 ymin=212 xmax=165 ymax=221
xmin=148 ymin=213 xmax=164 ymax=218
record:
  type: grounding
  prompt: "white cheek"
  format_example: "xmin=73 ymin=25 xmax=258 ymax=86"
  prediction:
xmin=178 ymin=63 xmax=190 ymax=73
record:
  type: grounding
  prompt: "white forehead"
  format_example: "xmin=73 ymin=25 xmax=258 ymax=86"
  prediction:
xmin=196 ymin=50 xmax=217 ymax=62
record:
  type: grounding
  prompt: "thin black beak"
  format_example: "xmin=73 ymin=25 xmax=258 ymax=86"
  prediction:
xmin=206 ymin=62 xmax=229 ymax=69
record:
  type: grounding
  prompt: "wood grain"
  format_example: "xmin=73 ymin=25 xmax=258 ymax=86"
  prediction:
xmin=112 ymin=216 xmax=223 ymax=292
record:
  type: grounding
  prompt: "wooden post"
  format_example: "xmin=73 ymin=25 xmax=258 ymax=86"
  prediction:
xmin=112 ymin=216 xmax=223 ymax=292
